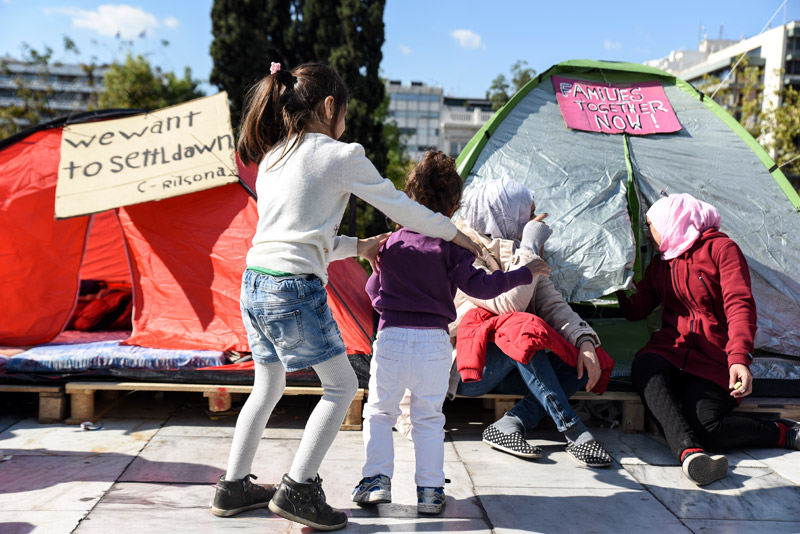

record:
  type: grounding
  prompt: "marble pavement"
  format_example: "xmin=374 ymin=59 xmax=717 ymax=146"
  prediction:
xmin=1 ymin=392 xmax=799 ymax=534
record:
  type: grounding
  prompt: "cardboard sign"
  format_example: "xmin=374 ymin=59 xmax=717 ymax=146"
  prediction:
xmin=552 ymin=76 xmax=681 ymax=135
xmin=55 ymin=92 xmax=238 ymax=219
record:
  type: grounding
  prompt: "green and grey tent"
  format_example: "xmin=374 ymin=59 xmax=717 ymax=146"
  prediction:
xmin=456 ymin=59 xmax=800 ymax=357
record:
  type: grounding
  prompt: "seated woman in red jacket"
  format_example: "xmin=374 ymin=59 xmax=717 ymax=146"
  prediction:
xmin=451 ymin=177 xmax=614 ymax=468
xmin=617 ymin=193 xmax=799 ymax=486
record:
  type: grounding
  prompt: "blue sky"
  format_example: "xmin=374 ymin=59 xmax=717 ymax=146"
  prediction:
xmin=1 ymin=1 xmax=798 ymax=98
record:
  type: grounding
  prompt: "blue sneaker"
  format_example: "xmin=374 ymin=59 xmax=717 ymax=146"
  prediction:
xmin=351 ymin=474 xmax=391 ymax=504
xmin=416 ymin=486 xmax=445 ymax=515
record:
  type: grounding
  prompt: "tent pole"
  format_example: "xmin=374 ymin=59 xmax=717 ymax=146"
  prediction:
xmin=238 ymin=178 xmax=257 ymax=200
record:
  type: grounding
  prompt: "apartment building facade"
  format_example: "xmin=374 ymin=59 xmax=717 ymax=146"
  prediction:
xmin=0 ymin=57 xmax=107 ymax=128
xmin=645 ymin=20 xmax=799 ymax=185
xmin=385 ymin=80 xmax=443 ymax=161
xmin=385 ymin=80 xmax=494 ymax=161
xmin=647 ymin=21 xmax=799 ymax=119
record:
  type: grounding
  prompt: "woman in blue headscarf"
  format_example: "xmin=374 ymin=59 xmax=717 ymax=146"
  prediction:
xmin=448 ymin=177 xmax=613 ymax=467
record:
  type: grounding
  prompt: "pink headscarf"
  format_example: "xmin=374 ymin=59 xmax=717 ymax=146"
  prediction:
xmin=647 ymin=193 xmax=721 ymax=260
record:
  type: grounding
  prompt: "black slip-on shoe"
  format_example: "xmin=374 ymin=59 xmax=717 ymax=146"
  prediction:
xmin=565 ymin=440 xmax=613 ymax=467
xmin=482 ymin=423 xmax=542 ymax=459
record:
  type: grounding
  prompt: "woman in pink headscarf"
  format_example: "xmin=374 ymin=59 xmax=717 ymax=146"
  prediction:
xmin=617 ymin=193 xmax=798 ymax=487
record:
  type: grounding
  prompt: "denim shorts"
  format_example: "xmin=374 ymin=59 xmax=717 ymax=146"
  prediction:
xmin=240 ymin=269 xmax=347 ymax=371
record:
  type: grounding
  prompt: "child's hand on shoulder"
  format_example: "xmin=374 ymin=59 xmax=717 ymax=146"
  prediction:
xmin=452 ymin=229 xmax=482 ymax=257
xmin=523 ymin=258 xmax=550 ymax=278
xmin=358 ymin=232 xmax=391 ymax=273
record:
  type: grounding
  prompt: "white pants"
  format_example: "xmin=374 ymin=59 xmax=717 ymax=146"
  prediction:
xmin=361 ymin=327 xmax=453 ymax=487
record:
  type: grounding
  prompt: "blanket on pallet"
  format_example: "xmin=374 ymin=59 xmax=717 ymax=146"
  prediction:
xmin=6 ymin=331 xmax=225 ymax=373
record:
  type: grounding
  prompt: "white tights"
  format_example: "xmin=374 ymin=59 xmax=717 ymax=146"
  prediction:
xmin=225 ymin=353 xmax=358 ymax=483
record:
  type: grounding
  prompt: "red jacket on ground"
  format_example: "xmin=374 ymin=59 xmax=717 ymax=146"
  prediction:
xmin=616 ymin=229 xmax=756 ymax=391
xmin=456 ymin=307 xmax=615 ymax=394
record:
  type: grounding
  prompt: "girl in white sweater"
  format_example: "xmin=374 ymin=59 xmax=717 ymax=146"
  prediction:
xmin=211 ymin=62 xmax=479 ymax=531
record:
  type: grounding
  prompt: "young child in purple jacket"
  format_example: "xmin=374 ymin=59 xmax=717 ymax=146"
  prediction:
xmin=351 ymin=151 xmax=549 ymax=515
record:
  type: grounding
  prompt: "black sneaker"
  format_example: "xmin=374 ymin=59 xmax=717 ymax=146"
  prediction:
xmin=211 ymin=473 xmax=275 ymax=517
xmin=565 ymin=440 xmax=613 ymax=467
xmin=682 ymin=451 xmax=728 ymax=486
xmin=482 ymin=424 xmax=542 ymax=459
xmin=268 ymin=473 xmax=347 ymax=531
xmin=780 ymin=419 xmax=800 ymax=450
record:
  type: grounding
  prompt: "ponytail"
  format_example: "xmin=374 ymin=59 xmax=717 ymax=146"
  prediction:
xmin=237 ymin=62 xmax=349 ymax=167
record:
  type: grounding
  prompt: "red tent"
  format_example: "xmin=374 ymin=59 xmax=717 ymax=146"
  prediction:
xmin=0 ymin=111 xmax=373 ymax=356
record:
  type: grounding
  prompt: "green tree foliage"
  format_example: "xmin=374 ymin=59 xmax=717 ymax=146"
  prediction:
xmin=486 ymin=74 xmax=510 ymax=112
xmin=98 ymin=54 xmax=204 ymax=110
xmin=701 ymin=56 xmax=763 ymax=138
xmin=210 ymin=0 xmax=387 ymax=166
xmin=700 ymin=56 xmax=800 ymax=184
xmin=0 ymin=38 xmax=203 ymax=139
xmin=209 ymin=0 xmax=282 ymax=126
xmin=382 ymin=124 xmax=414 ymax=188
xmin=511 ymin=60 xmax=536 ymax=94
xmin=760 ymin=84 xmax=800 ymax=178
xmin=0 ymin=43 xmax=58 ymax=138
xmin=487 ymin=60 xmax=536 ymax=110
xmin=210 ymin=0 xmax=389 ymax=237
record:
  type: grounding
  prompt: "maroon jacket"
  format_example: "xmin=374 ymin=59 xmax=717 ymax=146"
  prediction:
xmin=617 ymin=229 xmax=756 ymax=390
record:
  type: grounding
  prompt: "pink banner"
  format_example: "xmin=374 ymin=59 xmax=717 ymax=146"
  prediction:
xmin=552 ymin=75 xmax=681 ymax=135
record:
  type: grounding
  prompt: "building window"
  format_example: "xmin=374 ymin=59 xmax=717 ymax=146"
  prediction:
xmin=746 ymin=47 xmax=761 ymax=60
xmin=390 ymin=93 xmax=440 ymax=102
xmin=389 ymin=110 xmax=439 ymax=119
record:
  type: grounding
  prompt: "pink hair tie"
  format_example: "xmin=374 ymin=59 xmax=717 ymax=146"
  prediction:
xmin=270 ymin=62 xmax=281 ymax=74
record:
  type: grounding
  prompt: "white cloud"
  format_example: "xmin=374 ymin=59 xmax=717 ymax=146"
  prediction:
xmin=43 ymin=4 xmax=160 ymax=39
xmin=451 ymin=29 xmax=486 ymax=49
xmin=163 ymin=16 xmax=180 ymax=29
xmin=398 ymin=44 xmax=411 ymax=55
xmin=604 ymin=40 xmax=622 ymax=51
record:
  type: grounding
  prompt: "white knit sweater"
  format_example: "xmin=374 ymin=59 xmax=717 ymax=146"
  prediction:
xmin=246 ymin=134 xmax=457 ymax=284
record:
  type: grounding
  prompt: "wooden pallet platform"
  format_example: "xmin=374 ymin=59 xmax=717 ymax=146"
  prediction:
xmin=461 ymin=391 xmax=645 ymax=433
xmin=470 ymin=392 xmax=800 ymax=434
xmin=50 ymin=380 xmax=800 ymax=434
xmin=0 ymin=384 xmax=66 ymax=423
xmin=737 ymin=397 xmax=800 ymax=420
xmin=63 ymin=381 xmax=366 ymax=430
